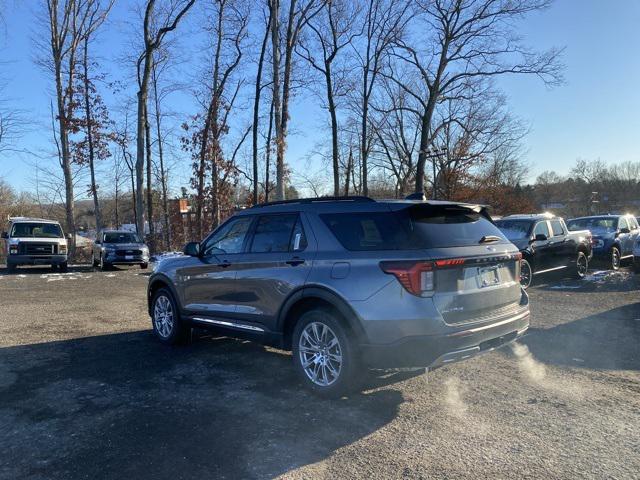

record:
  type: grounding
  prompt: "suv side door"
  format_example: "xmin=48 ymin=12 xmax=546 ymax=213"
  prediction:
xmin=548 ymin=219 xmax=570 ymax=268
xmin=179 ymin=215 xmax=254 ymax=316
xmin=233 ymin=213 xmax=316 ymax=333
xmin=531 ymin=220 xmax=552 ymax=270
xmin=617 ymin=217 xmax=633 ymax=256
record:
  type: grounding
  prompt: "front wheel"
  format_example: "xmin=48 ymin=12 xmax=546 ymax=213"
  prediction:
xmin=140 ymin=263 xmax=148 ymax=269
xmin=151 ymin=288 xmax=190 ymax=345
xmin=633 ymin=257 xmax=640 ymax=274
xmin=59 ymin=262 xmax=68 ymax=273
xmin=292 ymin=309 xmax=361 ymax=398
xmin=519 ymin=259 xmax=533 ymax=289
xmin=611 ymin=247 xmax=621 ymax=271
xmin=7 ymin=263 xmax=16 ymax=274
xmin=574 ymin=251 xmax=588 ymax=278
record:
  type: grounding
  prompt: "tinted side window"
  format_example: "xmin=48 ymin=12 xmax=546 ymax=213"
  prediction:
xmin=203 ymin=216 xmax=253 ymax=255
xmin=533 ymin=221 xmax=550 ymax=238
xmin=321 ymin=207 xmax=508 ymax=251
xmin=250 ymin=214 xmax=298 ymax=253
xmin=550 ymin=220 xmax=565 ymax=236
xmin=630 ymin=217 xmax=639 ymax=229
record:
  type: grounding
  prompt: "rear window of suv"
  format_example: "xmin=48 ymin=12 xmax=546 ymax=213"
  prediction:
xmin=320 ymin=206 xmax=508 ymax=251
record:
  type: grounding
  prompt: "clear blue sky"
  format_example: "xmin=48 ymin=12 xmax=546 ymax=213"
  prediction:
xmin=1 ymin=0 xmax=639 ymax=196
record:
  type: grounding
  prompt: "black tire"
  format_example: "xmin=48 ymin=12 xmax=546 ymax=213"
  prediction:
xmin=611 ymin=246 xmax=621 ymax=271
xmin=291 ymin=308 xmax=361 ymax=398
xmin=140 ymin=263 xmax=148 ymax=269
xmin=151 ymin=288 xmax=190 ymax=345
xmin=7 ymin=263 xmax=16 ymax=274
xmin=519 ymin=259 xmax=533 ymax=289
xmin=100 ymin=255 xmax=110 ymax=271
xmin=92 ymin=254 xmax=99 ymax=268
xmin=59 ymin=262 xmax=68 ymax=273
xmin=634 ymin=258 xmax=640 ymax=274
xmin=574 ymin=251 xmax=588 ymax=279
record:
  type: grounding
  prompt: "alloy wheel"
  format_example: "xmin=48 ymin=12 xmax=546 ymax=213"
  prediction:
xmin=298 ymin=321 xmax=343 ymax=387
xmin=154 ymin=295 xmax=175 ymax=338
xmin=520 ymin=260 xmax=532 ymax=288
xmin=577 ymin=254 xmax=588 ymax=277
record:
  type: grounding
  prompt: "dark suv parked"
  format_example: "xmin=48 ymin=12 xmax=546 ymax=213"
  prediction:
xmin=92 ymin=230 xmax=150 ymax=270
xmin=148 ymin=197 xmax=530 ymax=396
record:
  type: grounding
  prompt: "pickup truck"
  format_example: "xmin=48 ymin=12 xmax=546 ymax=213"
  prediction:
xmin=495 ymin=214 xmax=592 ymax=288
xmin=1 ymin=217 xmax=70 ymax=273
xmin=567 ymin=214 xmax=639 ymax=270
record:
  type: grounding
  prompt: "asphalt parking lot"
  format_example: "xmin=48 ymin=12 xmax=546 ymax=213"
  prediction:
xmin=0 ymin=265 xmax=639 ymax=479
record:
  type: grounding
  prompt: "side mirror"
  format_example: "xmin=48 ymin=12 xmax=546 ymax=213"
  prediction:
xmin=1 ymin=232 xmax=8 ymax=239
xmin=183 ymin=242 xmax=201 ymax=257
xmin=66 ymin=233 xmax=73 ymax=240
xmin=534 ymin=233 xmax=548 ymax=242
xmin=619 ymin=227 xmax=630 ymax=234
xmin=95 ymin=240 xmax=101 ymax=245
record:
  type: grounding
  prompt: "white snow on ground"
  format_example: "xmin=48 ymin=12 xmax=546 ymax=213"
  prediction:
xmin=583 ymin=270 xmax=630 ymax=283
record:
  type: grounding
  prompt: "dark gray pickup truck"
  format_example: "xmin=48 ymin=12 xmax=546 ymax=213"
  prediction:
xmin=495 ymin=214 xmax=593 ymax=288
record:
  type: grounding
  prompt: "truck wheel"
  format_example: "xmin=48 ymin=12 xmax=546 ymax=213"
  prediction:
xmin=151 ymin=288 xmax=190 ymax=345
xmin=7 ymin=263 xmax=16 ymax=274
xmin=59 ymin=262 xmax=68 ymax=273
xmin=574 ymin=251 xmax=588 ymax=278
xmin=519 ymin=259 xmax=533 ymax=289
xmin=611 ymin=247 xmax=621 ymax=270
xmin=292 ymin=308 xmax=361 ymax=398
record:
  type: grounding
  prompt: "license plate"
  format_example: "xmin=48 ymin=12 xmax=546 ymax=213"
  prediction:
xmin=125 ymin=255 xmax=133 ymax=260
xmin=478 ymin=266 xmax=500 ymax=288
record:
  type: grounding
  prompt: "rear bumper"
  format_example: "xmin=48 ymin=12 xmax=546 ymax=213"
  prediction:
xmin=7 ymin=254 xmax=67 ymax=266
xmin=360 ymin=310 xmax=530 ymax=368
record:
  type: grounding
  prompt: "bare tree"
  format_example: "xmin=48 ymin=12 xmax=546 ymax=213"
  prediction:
xmin=351 ymin=0 xmax=410 ymax=196
xmin=297 ymin=0 xmax=359 ymax=195
xmin=387 ymin=0 xmax=563 ymax=194
xmin=135 ymin=0 xmax=195 ymax=237
xmin=251 ymin=5 xmax=272 ymax=205
xmin=271 ymin=0 xmax=323 ymax=200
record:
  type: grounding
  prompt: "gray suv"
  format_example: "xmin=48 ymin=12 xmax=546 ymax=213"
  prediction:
xmin=148 ymin=197 xmax=529 ymax=397
xmin=92 ymin=230 xmax=150 ymax=270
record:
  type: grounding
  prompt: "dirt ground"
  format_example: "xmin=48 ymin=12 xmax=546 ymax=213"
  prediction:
xmin=0 ymin=265 xmax=638 ymax=479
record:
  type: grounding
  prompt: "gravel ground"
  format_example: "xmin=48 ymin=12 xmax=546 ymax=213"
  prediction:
xmin=0 ymin=265 xmax=638 ymax=479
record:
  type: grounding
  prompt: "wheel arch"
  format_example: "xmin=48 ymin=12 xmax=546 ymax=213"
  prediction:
xmin=277 ymin=286 xmax=367 ymax=351
xmin=147 ymin=274 xmax=182 ymax=316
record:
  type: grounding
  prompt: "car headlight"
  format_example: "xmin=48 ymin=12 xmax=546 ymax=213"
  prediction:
xmin=9 ymin=245 xmax=18 ymax=255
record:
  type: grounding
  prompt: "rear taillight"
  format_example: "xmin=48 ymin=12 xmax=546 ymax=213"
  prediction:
xmin=513 ymin=252 xmax=523 ymax=282
xmin=380 ymin=261 xmax=434 ymax=296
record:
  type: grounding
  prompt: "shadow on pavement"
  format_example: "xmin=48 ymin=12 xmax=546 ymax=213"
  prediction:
xmin=0 ymin=331 xmax=403 ymax=479
xmin=522 ymin=303 xmax=640 ymax=371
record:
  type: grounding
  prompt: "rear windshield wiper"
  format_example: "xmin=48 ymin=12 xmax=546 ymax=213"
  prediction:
xmin=479 ymin=235 xmax=502 ymax=244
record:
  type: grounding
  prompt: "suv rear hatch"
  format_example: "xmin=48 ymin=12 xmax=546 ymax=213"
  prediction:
xmin=322 ymin=203 xmax=524 ymax=325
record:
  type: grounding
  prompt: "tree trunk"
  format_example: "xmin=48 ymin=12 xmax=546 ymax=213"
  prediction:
xmin=344 ymin=147 xmax=353 ymax=196
xmin=252 ymin=8 xmax=271 ymax=205
xmin=83 ymin=37 xmax=102 ymax=231
xmin=265 ymin=98 xmax=274 ymax=202
xmin=325 ymin=63 xmax=339 ymax=196
xmin=270 ymin=0 xmax=284 ymax=200
xmin=145 ymin=102 xmax=154 ymax=248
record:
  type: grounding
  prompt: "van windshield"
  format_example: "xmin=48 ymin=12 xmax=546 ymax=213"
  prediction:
xmin=321 ymin=206 xmax=508 ymax=251
xmin=10 ymin=223 xmax=63 ymax=238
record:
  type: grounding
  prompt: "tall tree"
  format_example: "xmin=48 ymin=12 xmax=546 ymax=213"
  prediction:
xmin=135 ymin=0 xmax=195 ymax=237
xmin=387 ymin=0 xmax=563 ymax=194
xmin=297 ymin=0 xmax=359 ymax=195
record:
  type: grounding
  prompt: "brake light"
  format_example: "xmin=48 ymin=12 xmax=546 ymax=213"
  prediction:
xmin=380 ymin=261 xmax=434 ymax=296
xmin=435 ymin=258 xmax=465 ymax=268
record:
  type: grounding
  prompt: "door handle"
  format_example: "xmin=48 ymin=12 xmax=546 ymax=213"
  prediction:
xmin=286 ymin=257 xmax=305 ymax=266
xmin=218 ymin=260 xmax=231 ymax=268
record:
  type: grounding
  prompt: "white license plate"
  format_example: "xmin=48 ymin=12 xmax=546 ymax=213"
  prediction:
xmin=478 ymin=266 xmax=500 ymax=288
xmin=125 ymin=255 xmax=134 ymax=260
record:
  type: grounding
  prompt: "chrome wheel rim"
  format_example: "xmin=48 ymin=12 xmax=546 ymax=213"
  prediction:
xmin=577 ymin=255 xmax=588 ymax=276
xmin=298 ymin=322 xmax=342 ymax=387
xmin=154 ymin=295 xmax=174 ymax=338
xmin=520 ymin=260 xmax=532 ymax=288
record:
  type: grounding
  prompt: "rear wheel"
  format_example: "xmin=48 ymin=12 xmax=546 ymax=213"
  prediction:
xmin=292 ymin=309 xmax=361 ymax=398
xmin=519 ymin=259 xmax=533 ymax=289
xmin=611 ymin=246 xmax=621 ymax=270
xmin=151 ymin=288 xmax=190 ymax=345
xmin=574 ymin=251 xmax=588 ymax=278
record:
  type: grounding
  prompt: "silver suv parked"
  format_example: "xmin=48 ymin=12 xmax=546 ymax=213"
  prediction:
xmin=92 ymin=230 xmax=150 ymax=270
xmin=148 ymin=197 xmax=530 ymax=397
